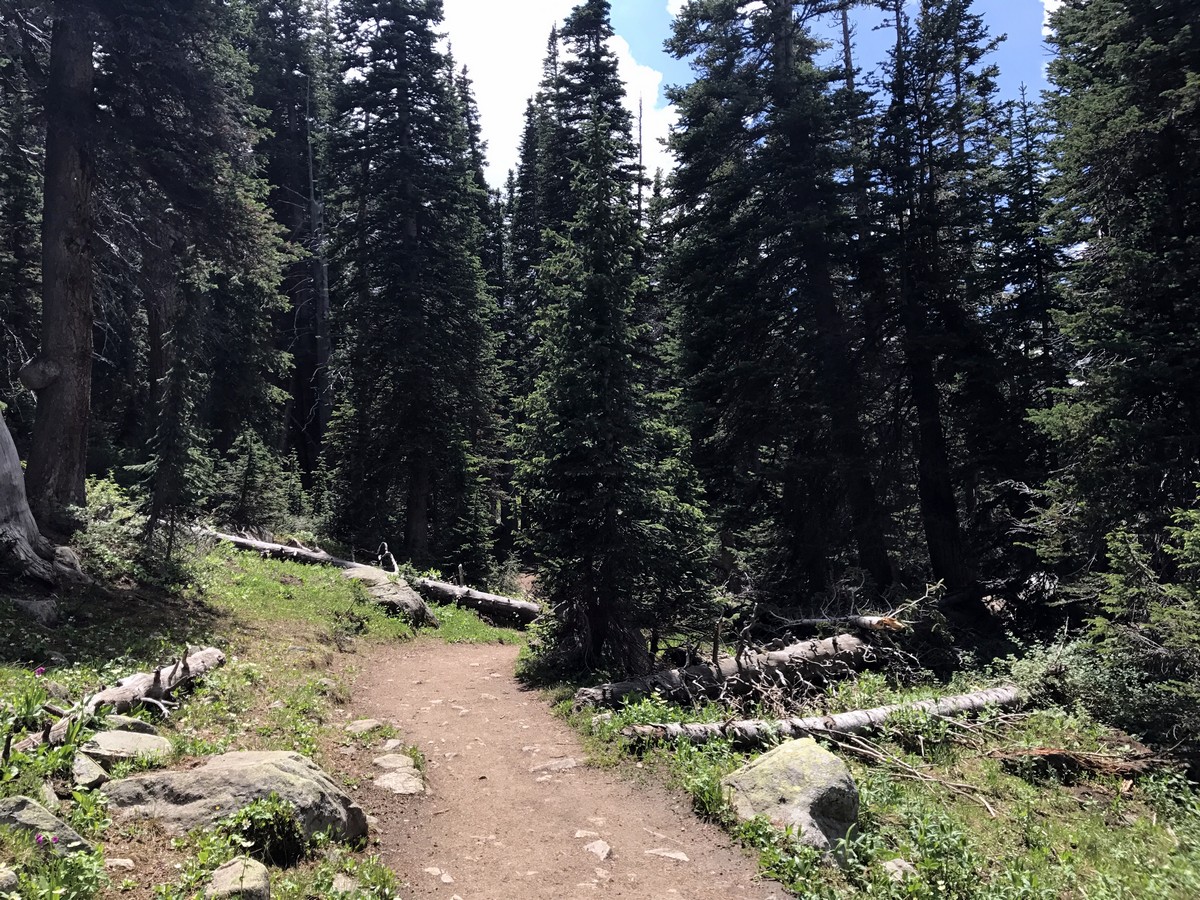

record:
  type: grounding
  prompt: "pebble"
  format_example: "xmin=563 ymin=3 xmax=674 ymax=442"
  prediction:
xmin=585 ymin=840 xmax=612 ymax=860
xmin=345 ymin=718 xmax=384 ymax=735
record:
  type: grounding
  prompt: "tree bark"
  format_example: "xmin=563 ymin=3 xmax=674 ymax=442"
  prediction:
xmin=14 ymin=647 xmax=226 ymax=752
xmin=572 ymin=633 xmax=870 ymax=710
xmin=0 ymin=407 xmax=84 ymax=590
xmin=20 ymin=11 xmax=95 ymax=533
xmin=620 ymin=684 xmax=1021 ymax=747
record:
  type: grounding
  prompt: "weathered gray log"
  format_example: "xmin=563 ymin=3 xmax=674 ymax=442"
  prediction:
xmin=202 ymin=529 xmax=536 ymax=626
xmin=0 ymin=407 xmax=85 ymax=589
xmin=788 ymin=615 xmax=906 ymax=632
xmin=414 ymin=578 xmax=540 ymax=624
xmin=573 ymin=634 xmax=871 ymax=710
xmin=14 ymin=646 xmax=226 ymax=752
xmin=200 ymin=529 xmax=438 ymax=626
xmin=619 ymin=684 xmax=1022 ymax=747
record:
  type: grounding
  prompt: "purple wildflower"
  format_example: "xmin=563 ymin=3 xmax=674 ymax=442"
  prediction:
xmin=35 ymin=833 xmax=45 ymax=845
xmin=34 ymin=666 xmax=45 ymax=677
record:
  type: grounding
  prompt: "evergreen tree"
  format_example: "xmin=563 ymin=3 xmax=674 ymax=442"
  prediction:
xmin=328 ymin=0 xmax=497 ymax=575
xmin=1035 ymin=0 xmax=1200 ymax=555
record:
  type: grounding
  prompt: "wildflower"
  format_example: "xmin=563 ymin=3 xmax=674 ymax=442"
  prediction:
xmin=34 ymin=666 xmax=45 ymax=677
xmin=35 ymin=833 xmax=44 ymax=845
xmin=50 ymin=836 xmax=59 ymax=844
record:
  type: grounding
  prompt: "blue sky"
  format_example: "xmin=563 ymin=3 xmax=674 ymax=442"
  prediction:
xmin=443 ymin=0 xmax=1058 ymax=185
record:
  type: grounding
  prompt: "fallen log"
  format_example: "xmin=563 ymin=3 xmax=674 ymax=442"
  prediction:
xmin=988 ymin=746 xmax=1161 ymax=780
xmin=14 ymin=646 xmax=226 ymax=752
xmin=619 ymin=684 xmax=1022 ymax=747
xmin=201 ymin=530 xmax=537 ymax=626
xmin=200 ymin=529 xmax=437 ymax=626
xmin=573 ymin=634 xmax=871 ymax=711
xmin=788 ymin=615 xmax=906 ymax=632
xmin=414 ymin=578 xmax=540 ymax=625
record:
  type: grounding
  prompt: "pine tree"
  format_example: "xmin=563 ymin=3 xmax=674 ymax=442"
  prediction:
xmin=328 ymin=0 xmax=497 ymax=575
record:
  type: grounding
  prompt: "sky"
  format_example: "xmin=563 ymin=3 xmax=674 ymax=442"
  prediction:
xmin=441 ymin=0 xmax=1062 ymax=187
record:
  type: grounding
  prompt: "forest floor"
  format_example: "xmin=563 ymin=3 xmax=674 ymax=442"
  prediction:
xmin=344 ymin=638 xmax=782 ymax=900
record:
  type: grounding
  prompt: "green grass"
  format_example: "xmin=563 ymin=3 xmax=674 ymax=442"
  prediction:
xmin=576 ymin=685 xmax=1200 ymax=899
xmin=420 ymin=600 xmax=525 ymax=645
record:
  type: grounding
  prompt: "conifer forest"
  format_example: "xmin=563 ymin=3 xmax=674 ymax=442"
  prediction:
xmin=1 ymin=2 xmax=1200 ymax=895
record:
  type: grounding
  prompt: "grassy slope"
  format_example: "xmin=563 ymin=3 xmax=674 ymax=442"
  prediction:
xmin=571 ymin=672 xmax=1200 ymax=900
xmin=0 ymin=548 xmax=522 ymax=899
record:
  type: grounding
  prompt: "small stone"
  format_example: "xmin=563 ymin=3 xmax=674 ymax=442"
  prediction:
xmin=104 ymin=715 xmax=158 ymax=735
xmin=0 ymin=795 xmax=92 ymax=855
xmin=575 ymin=829 xmax=600 ymax=838
xmin=645 ymin=848 xmax=689 ymax=862
xmin=40 ymin=780 xmax=61 ymax=811
xmin=74 ymin=751 xmax=110 ymax=789
xmin=440 ymin=873 xmax=454 ymax=884
xmin=381 ymin=739 xmax=403 ymax=751
xmin=423 ymin=867 xmax=441 ymax=876
xmin=584 ymin=840 xmax=612 ymax=860
xmin=205 ymin=856 xmax=270 ymax=899
xmin=0 ymin=867 xmax=17 ymax=890
xmin=268 ymin=701 xmax=285 ymax=710
xmin=373 ymin=771 xmax=424 ymax=795
xmin=883 ymin=858 xmax=917 ymax=882
xmin=366 ymin=815 xmax=379 ymax=828
xmin=529 ymin=757 xmax=579 ymax=773
xmin=43 ymin=680 xmax=72 ymax=700
xmin=82 ymin=731 xmax=172 ymax=767
xmin=372 ymin=754 xmax=417 ymax=771
xmin=106 ymin=858 xmax=135 ymax=871
xmin=331 ymin=872 xmax=359 ymax=893
xmin=345 ymin=719 xmax=383 ymax=735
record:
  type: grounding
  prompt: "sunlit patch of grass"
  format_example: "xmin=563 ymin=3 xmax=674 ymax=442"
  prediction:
xmin=420 ymin=601 xmax=525 ymax=645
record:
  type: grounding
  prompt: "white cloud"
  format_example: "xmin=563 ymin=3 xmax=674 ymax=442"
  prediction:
xmin=441 ymin=1 xmax=677 ymax=186
xmin=667 ymin=0 xmax=687 ymax=15
xmin=1042 ymin=0 xmax=1063 ymax=37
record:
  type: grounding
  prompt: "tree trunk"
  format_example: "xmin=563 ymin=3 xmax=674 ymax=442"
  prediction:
xmin=0 ymin=407 xmax=57 ymax=585
xmin=414 ymin=578 xmax=540 ymax=624
xmin=572 ymin=633 xmax=870 ymax=710
xmin=619 ymin=684 xmax=1021 ymax=747
xmin=20 ymin=11 xmax=95 ymax=534
xmin=14 ymin=647 xmax=226 ymax=752
xmin=404 ymin=448 xmax=432 ymax=562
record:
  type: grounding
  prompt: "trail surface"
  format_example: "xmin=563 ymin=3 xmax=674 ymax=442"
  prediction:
xmin=349 ymin=639 xmax=783 ymax=900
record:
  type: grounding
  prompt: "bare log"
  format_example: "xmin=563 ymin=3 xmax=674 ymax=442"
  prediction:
xmin=573 ymin=634 xmax=871 ymax=711
xmin=200 ymin=529 xmax=438 ymax=626
xmin=789 ymin=615 xmax=906 ymax=632
xmin=414 ymin=578 xmax=540 ymax=625
xmin=14 ymin=646 xmax=226 ymax=752
xmin=619 ymin=684 xmax=1022 ymax=747
xmin=0 ymin=407 xmax=85 ymax=591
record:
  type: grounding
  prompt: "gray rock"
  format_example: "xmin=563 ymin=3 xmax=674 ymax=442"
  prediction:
xmin=82 ymin=730 xmax=172 ymax=767
xmin=205 ymin=856 xmax=270 ymax=899
xmin=104 ymin=715 xmax=159 ymax=735
xmin=331 ymin=873 xmax=359 ymax=893
xmin=529 ymin=757 xmax=579 ymax=773
xmin=373 ymin=770 xmax=424 ymax=795
xmin=103 ymin=751 xmax=367 ymax=843
xmin=380 ymin=739 xmax=403 ymax=752
xmin=645 ymin=848 xmax=689 ymax=862
xmin=40 ymin=780 xmax=61 ymax=811
xmin=372 ymin=754 xmax=417 ymax=771
xmin=721 ymin=737 xmax=859 ymax=853
xmin=73 ymin=754 xmax=109 ymax=790
xmin=43 ymin=679 xmax=72 ymax=700
xmin=883 ymin=858 xmax=917 ymax=882
xmin=105 ymin=858 xmax=135 ymax=871
xmin=11 ymin=597 xmax=58 ymax=626
xmin=0 ymin=795 xmax=92 ymax=855
xmin=584 ymin=839 xmax=611 ymax=860
xmin=345 ymin=719 xmax=383 ymax=735
xmin=0 ymin=867 xmax=17 ymax=890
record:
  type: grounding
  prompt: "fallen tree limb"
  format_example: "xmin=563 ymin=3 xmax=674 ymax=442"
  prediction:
xmin=14 ymin=646 xmax=226 ymax=752
xmin=619 ymin=684 xmax=1022 ymax=747
xmin=987 ymin=746 xmax=1161 ymax=779
xmin=573 ymin=634 xmax=871 ymax=710
xmin=787 ymin=615 xmax=906 ymax=632
xmin=414 ymin=578 xmax=540 ymax=625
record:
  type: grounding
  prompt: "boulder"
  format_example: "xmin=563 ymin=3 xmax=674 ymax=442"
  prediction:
xmin=73 ymin=753 xmax=109 ymax=789
xmin=0 ymin=795 xmax=92 ymax=855
xmin=82 ymin=730 xmax=172 ymax=767
xmin=205 ymin=856 xmax=270 ymax=899
xmin=104 ymin=715 xmax=159 ymax=735
xmin=103 ymin=751 xmax=367 ymax=842
xmin=0 ymin=867 xmax=17 ymax=890
xmin=720 ymin=737 xmax=858 ymax=853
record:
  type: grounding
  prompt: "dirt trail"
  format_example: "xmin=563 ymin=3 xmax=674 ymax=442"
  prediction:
xmin=349 ymin=639 xmax=783 ymax=900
